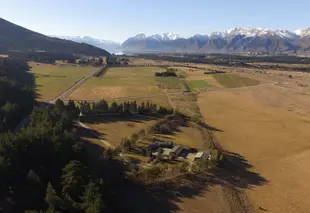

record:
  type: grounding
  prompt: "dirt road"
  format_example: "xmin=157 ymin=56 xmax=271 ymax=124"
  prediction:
xmin=50 ymin=66 xmax=106 ymax=103
xmin=77 ymin=121 xmax=115 ymax=149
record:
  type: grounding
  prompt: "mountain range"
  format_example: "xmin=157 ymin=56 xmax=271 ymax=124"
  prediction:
xmin=121 ymin=28 xmax=310 ymax=53
xmin=0 ymin=18 xmax=110 ymax=56
xmin=56 ymin=28 xmax=310 ymax=54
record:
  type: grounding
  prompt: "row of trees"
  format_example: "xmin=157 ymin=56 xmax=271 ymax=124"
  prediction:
xmin=79 ymin=99 xmax=173 ymax=116
xmin=155 ymin=68 xmax=177 ymax=77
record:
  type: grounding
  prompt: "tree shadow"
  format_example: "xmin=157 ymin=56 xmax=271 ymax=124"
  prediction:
xmin=75 ymin=123 xmax=107 ymax=142
xmin=81 ymin=114 xmax=157 ymax=125
xmin=116 ymin=149 xmax=268 ymax=213
xmin=211 ymin=151 xmax=268 ymax=189
xmin=199 ymin=121 xmax=223 ymax=132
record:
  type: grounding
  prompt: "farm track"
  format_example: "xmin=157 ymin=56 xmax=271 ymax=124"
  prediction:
xmin=77 ymin=121 xmax=115 ymax=148
xmin=50 ymin=65 xmax=107 ymax=103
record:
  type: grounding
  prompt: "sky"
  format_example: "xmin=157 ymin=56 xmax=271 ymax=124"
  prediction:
xmin=1 ymin=0 xmax=310 ymax=43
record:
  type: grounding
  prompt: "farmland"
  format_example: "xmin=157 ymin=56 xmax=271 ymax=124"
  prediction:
xmin=187 ymin=80 xmax=212 ymax=91
xmin=197 ymin=70 xmax=310 ymax=213
xmin=69 ymin=67 xmax=169 ymax=100
xmin=212 ymin=73 xmax=260 ymax=88
xmin=27 ymin=55 xmax=310 ymax=213
xmin=29 ymin=62 xmax=93 ymax=101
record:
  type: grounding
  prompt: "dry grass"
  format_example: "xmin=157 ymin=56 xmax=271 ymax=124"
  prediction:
xmin=139 ymin=125 xmax=208 ymax=150
xmin=86 ymin=117 xmax=157 ymax=147
xmin=197 ymin=88 xmax=310 ymax=213
xmin=29 ymin=62 xmax=93 ymax=101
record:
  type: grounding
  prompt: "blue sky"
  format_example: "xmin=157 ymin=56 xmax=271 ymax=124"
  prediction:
xmin=1 ymin=0 xmax=310 ymax=42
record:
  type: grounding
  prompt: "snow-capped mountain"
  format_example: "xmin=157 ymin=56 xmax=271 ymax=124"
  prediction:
xmin=51 ymin=36 xmax=121 ymax=53
xmin=122 ymin=27 xmax=310 ymax=53
xmin=295 ymin=28 xmax=310 ymax=37
xmin=127 ymin=33 xmax=185 ymax=41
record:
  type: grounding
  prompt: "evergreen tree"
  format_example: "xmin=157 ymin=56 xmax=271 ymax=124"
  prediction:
xmin=61 ymin=160 xmax=88 ymax=199
xmin=110 ymin=102 xmax=118 ymax=113
xmin=45 ymin=182 xmax=63 ymax=210
xmin=80 ymin=181 xmax=106 ymax=213
xmin=55 ymin=99 xmax=65 ymax=113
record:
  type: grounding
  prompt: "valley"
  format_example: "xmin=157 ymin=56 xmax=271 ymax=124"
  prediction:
xmin=24 ymin=53 xmax=310 ymax=213
xmin=1 ymin=11 xmax=310 ymax=213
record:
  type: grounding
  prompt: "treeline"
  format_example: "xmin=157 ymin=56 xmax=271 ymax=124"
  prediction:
xmin=0 ymin=99 xmax=140 ymax=212
xmin=0 ymin=57 xmax=35 ymax=132
xmin=155 ymin=68 xmax=177 ymax=77
xmin=106 ymin=56 xmax=129 ymax=66
xmin=134 ymin=54 xmax=310 ymax=65
xmin=78 ymin=99 xmax=173 ymax=116
xmin=9 ymin=52 xmax=76 ymax=64
xmin=204 ymin=69 xmax=225 ymax=74
xmin=77 ymin=57 xmax=103 ymax=66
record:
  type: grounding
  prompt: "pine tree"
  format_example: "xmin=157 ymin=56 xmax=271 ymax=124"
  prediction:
xmin=118 ymin=103 xmax=124 ymax=113
xmin=55 ymin=99 xmax=65 ymax=113
xmin=61 ymin=160 xmax=87 ymax=199
xmin=80 ymin=181 xmax=106 ymax=213
xmin=102 ymin=99 xmax=109 ymax=112
xmin=110 ymin=102 xmax=118 ymax=113
xmin=45 ymin=182 xmax=63 ymax=210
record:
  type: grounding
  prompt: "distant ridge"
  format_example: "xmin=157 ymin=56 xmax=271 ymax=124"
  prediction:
xmin=51 ymin=35 xmax=121 ymax=54
xmin=122 ymin=27 xmax=310 ymax=53
xmin=0 ymin=18 xmax=110 ymax=56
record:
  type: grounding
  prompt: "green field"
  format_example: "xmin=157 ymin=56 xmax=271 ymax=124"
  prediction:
xmin=155 ymin=77 xmax=184 ymax=89
xmin=29 ymin=62 xmax=93 ymax=101
xmin=187 ymin=80 xmax=212 ymax=91
xmin=86 ymin=67 xmax=165 ymax=86
xmin=69 ymin=67 xmax=184 ymax=101
xmin=213 ymin=73 xmax=260 ymax=88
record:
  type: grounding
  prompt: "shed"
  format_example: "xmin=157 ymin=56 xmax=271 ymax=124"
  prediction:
xmin=194 ymin=152 xmax=211 ymax=161
xmin=170 ymin=145 xmax=183 ymax=156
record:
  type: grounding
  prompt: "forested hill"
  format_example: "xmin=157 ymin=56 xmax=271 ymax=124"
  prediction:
xmin=0 ymin=18 xmax=110 ymax=56
xmin=0 ymin=57 xmax=35 ymax=132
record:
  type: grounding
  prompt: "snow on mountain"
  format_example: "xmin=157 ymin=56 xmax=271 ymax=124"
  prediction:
xmin=50 ymin=35 xmax=121 ymax=53
xmin=209 ymin=27 xmax=298 ymax=40
xmin=295 ymin=28 xmax=310 ymax=37
xmin=162 ymin=32 xmax=184 ymax=40
xmin=54 ymin=36 xmax=119 ymax=45
xmin=130 ymin=33 xmax=185 ymax=41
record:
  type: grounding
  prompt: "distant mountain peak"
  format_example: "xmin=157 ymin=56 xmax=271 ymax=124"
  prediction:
xmin=122 ymin=27 xmax=310 ymax=54
xmin=130 ymin=33 xmax=185 ymax=41
xmin=295 ymin=28 xmax=310 ymax=37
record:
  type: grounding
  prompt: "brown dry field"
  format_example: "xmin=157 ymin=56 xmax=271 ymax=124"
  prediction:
xmin=86 ymin=117 xmax=157 ymax=147
xmin=197 ymin=83 xmax=310 ymax=213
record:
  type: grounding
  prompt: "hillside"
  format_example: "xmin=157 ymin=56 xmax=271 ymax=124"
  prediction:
xmin=0 ymin=18 xmax=110 ymax=56
xmin=51 ymin=36 xmax=121 ymax=53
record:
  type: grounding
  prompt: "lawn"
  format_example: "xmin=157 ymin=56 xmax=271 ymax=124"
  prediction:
xmin=187 ymin=80 xmax=212 ymax=91
xmin=69 ymin=67 xmax=168 ymax=100
xmin=29 ymin=62 xmax=93 ymax=101
xmin=212 ymin=73 xmax=260 ymax=88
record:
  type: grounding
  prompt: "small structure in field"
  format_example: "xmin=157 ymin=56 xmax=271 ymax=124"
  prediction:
xmin=170 ymin=145 xmax=184 ymax=156
xmin=194 ymin=151 xmax=211 ymax=161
